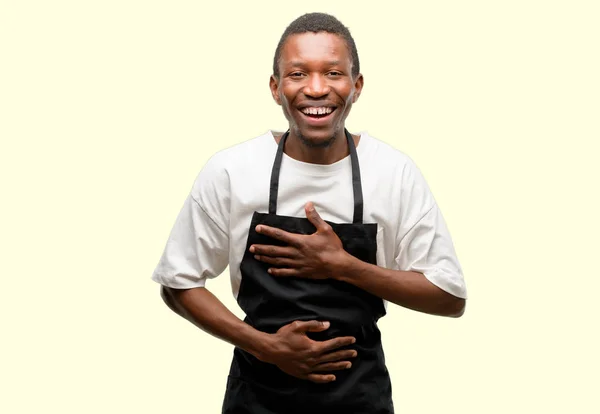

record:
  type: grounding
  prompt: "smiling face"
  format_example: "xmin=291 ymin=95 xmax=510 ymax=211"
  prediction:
xmin=270 ymin=32 xmax=364 ymax=148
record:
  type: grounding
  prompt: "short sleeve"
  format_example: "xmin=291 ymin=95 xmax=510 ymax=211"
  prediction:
xmin=151 ymin=156 xmax=230 ymax=289
xmin=394 ymin=160 xmax=467 ymax=299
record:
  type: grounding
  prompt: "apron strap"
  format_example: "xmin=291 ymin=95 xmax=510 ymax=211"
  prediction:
xmin=268 ymin=131 xmax=287 ymax=216
xmin=269 ymin=129 xmax=364 ymax=224
xmin=346 ymin=129 xmax=364 ymax=224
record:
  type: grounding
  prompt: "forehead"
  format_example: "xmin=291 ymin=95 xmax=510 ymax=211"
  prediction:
xmin=279 ymin=32 xmax=351 ymax=68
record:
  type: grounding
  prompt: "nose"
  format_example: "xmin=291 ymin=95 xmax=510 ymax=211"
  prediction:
xmin=303 ymin=73 xmax=330 ymax=98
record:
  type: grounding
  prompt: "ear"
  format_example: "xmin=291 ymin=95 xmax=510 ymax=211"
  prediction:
xmin=352 ymin=73 xmax=364 ymax=103
xmin=269 ymin=75 xmax=282 ymax=105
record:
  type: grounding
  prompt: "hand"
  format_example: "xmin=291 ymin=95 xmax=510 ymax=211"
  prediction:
xmin=260 ymin=320 xmax=357 ymax=383
xmin=250 ymin=202 xmax=350 ymax=279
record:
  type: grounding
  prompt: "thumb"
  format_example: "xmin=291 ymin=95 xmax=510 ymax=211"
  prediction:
xmin=305 ymin=202 xmax=327 ymax=231
xmin=294 ymin=320 xmax=330 ymax=333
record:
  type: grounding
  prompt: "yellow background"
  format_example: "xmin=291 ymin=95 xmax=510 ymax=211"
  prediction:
xmin=2 ymin=1 xmax=598 ymax=413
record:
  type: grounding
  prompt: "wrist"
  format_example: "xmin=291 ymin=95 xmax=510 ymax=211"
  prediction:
xmin=333 ymin=251 xmax=361 ymax=282
xmin=245 ymin=330 xmax=276 ymax=363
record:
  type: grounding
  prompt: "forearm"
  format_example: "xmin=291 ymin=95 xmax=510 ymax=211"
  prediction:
xmin=336 ymin=255 xmax=465 ymax=317
xmin=160 ymin=286 xmax=272 ymax=359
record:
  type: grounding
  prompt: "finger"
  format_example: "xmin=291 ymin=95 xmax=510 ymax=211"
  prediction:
xmin=305 ymin=202 xmax=329 ymax=232
xmin=249 ymin=244 xmax=297 ymax=258
xmin=311 ymin=361 xmax=352 ymax=372
xmin=314 ymin=349 xmax=358 ymax=364
xmin=291 ymin=320 xmax=330 ymax=333
xmin=267 ymin=267 xmax=301 ymax=278
xmin=255 ymin=255 xmax=297 ymax=267
xmin=255 ymin=224 xmax=299 ymax=246
xmin=318 ymin=336 xmax=356 ymax=353
xmin=306 ymin=373 xmax=336 ymax=383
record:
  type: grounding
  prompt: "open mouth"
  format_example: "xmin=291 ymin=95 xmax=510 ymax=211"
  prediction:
xmin=299 ymin=106 xmax=336 ymax=120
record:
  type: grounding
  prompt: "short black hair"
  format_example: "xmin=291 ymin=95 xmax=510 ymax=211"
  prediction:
xmin=272 ymin=12 xmax=360 ymax=79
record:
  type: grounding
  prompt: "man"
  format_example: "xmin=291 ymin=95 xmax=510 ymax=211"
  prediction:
xmin=152 ymin=12 xmax=467 ymax=414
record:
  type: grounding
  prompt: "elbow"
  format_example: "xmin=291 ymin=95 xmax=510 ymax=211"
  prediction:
xmin=160 ymin=285 xmax=184 ymax=315
xmin=427 ymin=281 xmax=466 ymax=318
xmin=445 ymin=297 xmax=466 ymax=318
xmin=160 ymin=285 xmax=173 ymax=305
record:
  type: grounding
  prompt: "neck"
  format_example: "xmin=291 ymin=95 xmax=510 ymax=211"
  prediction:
xmin=282 ymin=129 xmax=357 ymax=165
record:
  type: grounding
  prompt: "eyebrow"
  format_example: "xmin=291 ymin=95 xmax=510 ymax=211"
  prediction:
xmin=288 ymin=60 xmax=342 ymax=67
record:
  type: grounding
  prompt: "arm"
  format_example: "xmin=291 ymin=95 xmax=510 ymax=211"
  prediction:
xmin=160 ymin=285 xmax=358 ymax=383
xmin=336 ymin=255 xmax=465 ymax=317
xmin=153 ymin=158 xmax=357 ymax=382
xmin=251 ymin=203 xmax=466 ymax=318
xmin=160 ymin=285 xmax=269 ymax=358
xmin=151 ymin=159 xmax=269 ymax=354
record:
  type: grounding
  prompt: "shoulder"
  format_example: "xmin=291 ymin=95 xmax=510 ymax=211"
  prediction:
xmin=196 ymin=131 xmax=275 ymax=178
xmin=190 ymin=131 xmax=275 ymax=198
xmin=205 ymin=131 xmax=275 ymax=171
xmin=359 ymin=132 xmax=421 ymax=177
xmin=360 ymin=132 xmax=436 ymax=207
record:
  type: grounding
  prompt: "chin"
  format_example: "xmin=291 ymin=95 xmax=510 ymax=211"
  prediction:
xmin=299 ymin=135 xmax=335 ymax=148
xmin=296 ymin=127 xmax=338 ymax=148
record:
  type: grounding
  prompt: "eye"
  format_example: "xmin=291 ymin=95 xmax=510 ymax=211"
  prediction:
xmin=327 ymin=71 xmax=343 ymax=77
xmin=289 ymin=71 xmax=305 ymax=78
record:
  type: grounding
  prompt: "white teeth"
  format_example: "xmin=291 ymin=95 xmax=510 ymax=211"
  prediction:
xmin=302 ymin=107 xmax=333 ymax=115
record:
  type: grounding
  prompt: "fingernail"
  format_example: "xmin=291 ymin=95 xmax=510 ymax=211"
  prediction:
xmin=256 ymin=225 xmax=261 ymax=232
xmin=346 ymin=363 xmax=352 ymax=369
xmin=254 ymin=255 xmax=259 ymax=260
xmin=249 ymin=246 xmax=255 ymax=253
xmin=351 ymin=338 xmax=356 ymax=344
xmin=322 ymin=321 xmax=330 ymax=328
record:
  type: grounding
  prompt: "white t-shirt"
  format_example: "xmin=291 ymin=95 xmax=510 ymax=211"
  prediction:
xmin=152 ymin=131 xmax=467 ymax=300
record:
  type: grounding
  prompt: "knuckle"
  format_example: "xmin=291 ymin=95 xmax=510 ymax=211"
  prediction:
xmin=309 ymin=344 xmax=320 ymax=356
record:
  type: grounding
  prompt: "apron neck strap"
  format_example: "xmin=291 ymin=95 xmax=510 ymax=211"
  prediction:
xmin=268 ymin=129 xmax=364 ymax=224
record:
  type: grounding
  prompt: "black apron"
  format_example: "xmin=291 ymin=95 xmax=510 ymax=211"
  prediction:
xmin=222 ymin=130 xmax=394 ymax=414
